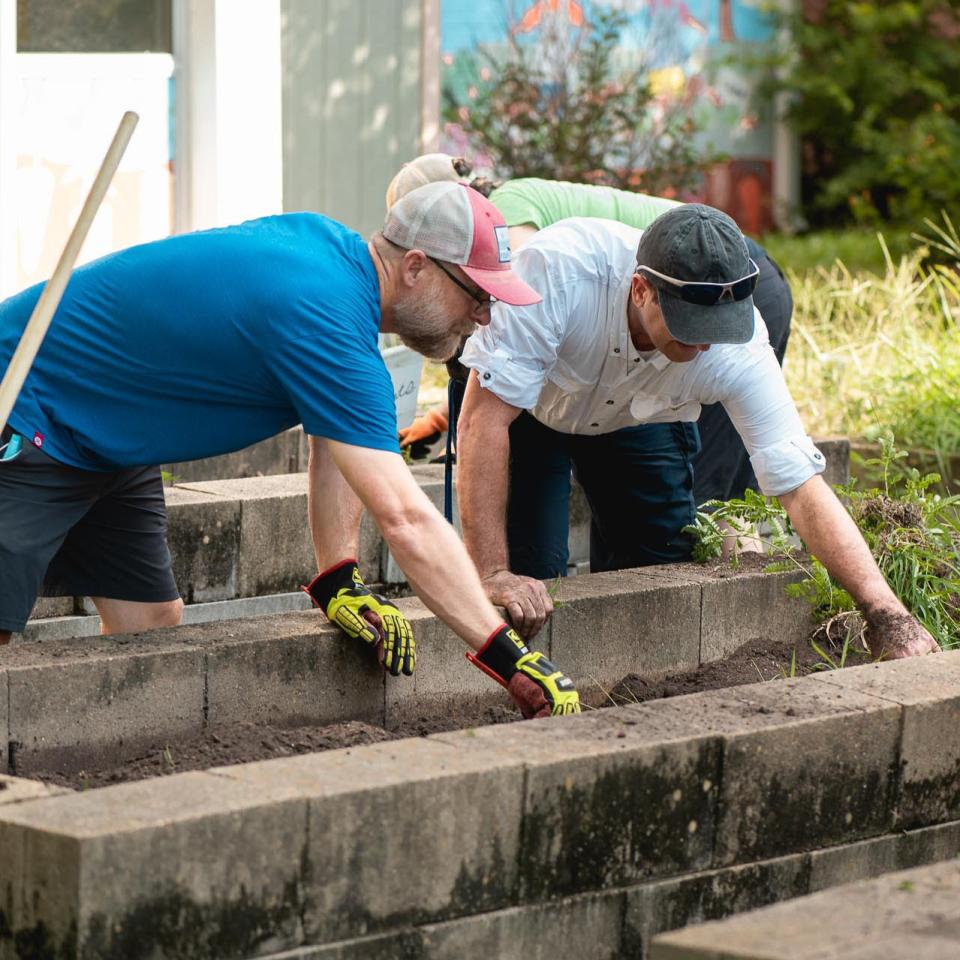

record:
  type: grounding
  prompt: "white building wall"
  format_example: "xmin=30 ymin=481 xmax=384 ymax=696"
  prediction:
xmin=281 ymin=0 xmax=437 ymax=236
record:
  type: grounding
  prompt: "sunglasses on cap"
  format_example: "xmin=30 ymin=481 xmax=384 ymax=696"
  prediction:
xmin=635 ymin=259 xmax=760 ymax=306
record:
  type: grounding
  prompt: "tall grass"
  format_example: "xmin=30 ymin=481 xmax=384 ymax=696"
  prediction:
xmin=784 ymin=216 xmax=960 ymax=471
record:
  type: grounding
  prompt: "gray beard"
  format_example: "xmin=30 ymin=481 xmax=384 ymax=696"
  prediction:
xmin=393 ymin=296 xmax=475 ymax=362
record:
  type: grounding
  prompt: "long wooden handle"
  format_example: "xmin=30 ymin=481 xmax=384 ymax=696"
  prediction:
xmin=0 ymin=110 xmax=139 ymax=436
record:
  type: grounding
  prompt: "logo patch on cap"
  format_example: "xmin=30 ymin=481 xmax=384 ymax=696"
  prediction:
xmin=494 ymin=224 xmax=511 ymax=264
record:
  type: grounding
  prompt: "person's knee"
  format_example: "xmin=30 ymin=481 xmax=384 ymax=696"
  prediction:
xmin=96 ymin=596 xmax=184 ymax=634
xmin=152 ymin=597 xmax=184 ymax=628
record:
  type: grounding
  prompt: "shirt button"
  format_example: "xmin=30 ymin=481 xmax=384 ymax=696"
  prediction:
xmin=613 ymin=348 xmax=620 ymax=354
xmin=606 ymin=400 xmax=614 ymax=405
xmin=590 ymin=422 xmax=599 ymax=427
xmin=482 ymin=372 xmax=491 ymax=381
xmin=634 ymin=357 xmax=640 ymax=362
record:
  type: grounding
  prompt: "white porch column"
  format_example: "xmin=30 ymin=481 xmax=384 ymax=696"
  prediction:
xmin=173 ymin=0 xmax=283 ymax=232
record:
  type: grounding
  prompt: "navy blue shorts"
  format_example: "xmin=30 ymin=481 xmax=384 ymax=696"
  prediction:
xmin=0 ymin=428 xmax=178 ymax=633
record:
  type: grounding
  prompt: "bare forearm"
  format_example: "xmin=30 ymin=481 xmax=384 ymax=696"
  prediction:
xmin=307 ymin=435 xmax=363 ymax=570
xmin=383 ymin=500 xmax=503 ymax=649
xmin=780 ymin=476 xmax=903 ymax=615
xmin=457 ymin=408 xmax=512 ymax=578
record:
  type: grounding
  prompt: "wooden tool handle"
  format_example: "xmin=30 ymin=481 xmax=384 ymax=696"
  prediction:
xmin=0 ymin=110 xmax=139 ymax=436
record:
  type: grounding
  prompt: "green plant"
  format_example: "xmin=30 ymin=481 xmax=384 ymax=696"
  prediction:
xmin=754 ymin=1 xmax=960 ymax=227
xmin=810 ymin=633 xmax=854 ymax=672
xmin=777 ymin=648 xmax=798 ymax=680
xmin=684 ymin=435 xmax=960 ymax=649
xmin=443 ymin=8 xmax=717 ymax=194
xmin=783 ymin=219 xmax=960 ymax=474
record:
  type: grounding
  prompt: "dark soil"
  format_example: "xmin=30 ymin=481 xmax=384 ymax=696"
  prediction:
xmin=31 ymin=630 xmax=865 ymax=792
xmin=608 ymin=633 xmax=868 ymax=704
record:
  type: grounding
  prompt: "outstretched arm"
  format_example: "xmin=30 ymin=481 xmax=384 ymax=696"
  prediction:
xmin=309 ymin=436 xmax=580 ymax=717
xmin=779 ymin=475 xmax=939 ymax=658
xmin=457 ymin=371 xmax=554 ymax=638
xmin=325 ymin=436 xmax=504 ymax=648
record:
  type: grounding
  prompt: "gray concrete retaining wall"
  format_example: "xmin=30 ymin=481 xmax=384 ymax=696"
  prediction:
xmin=651 ymin=856 xmax=960 ymax=960
xmin=0 ymin=651 xmax=957 ymax=959
xmin=3 ymin=564 xmax=812 ymax=775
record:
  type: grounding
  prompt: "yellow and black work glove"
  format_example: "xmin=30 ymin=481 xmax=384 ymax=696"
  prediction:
xmin=467 ymin=624 xmax=580 ymax=719
xmin=303 ymin=559 xmax=415 ymax=677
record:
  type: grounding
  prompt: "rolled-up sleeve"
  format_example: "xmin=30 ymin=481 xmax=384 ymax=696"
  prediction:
xmin=711 ymin=342 xmax=826 ymax=497
xmin=460 ymin=247 xmax=568 ymax=411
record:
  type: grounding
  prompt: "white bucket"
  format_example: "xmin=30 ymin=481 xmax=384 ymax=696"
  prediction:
xmin=381 ymin=343 xmax=424 ymax=430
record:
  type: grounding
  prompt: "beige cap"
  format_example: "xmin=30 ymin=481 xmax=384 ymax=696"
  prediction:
xmin=385 ymin=153 xmax=469 ymax=210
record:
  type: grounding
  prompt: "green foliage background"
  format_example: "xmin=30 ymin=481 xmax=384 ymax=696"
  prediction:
xmin=759 ymin=0 xmax=960 ymax=226
xmin=442 ymin=9 xmax=715 ymax=195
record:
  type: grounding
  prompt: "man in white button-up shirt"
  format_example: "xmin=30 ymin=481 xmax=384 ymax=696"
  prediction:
xmin=456 ymin=204 xmax=938 ymax=661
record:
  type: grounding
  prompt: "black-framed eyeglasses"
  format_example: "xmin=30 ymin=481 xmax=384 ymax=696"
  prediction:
xmin=428 ymin=256 xmax=496 ymax=310
xmin=635 ymin=259 xmax=760 ymax=306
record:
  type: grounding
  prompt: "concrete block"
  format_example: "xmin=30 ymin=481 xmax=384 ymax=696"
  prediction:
xmin=163 ymin=427 xmax=304 ymax=483
xmin=0 ymin=770 xmax=310 ymax=959
xmin=650 ymin=858 xmax=960 ymax=960
xmin=898 ymin=819 xmax=960 ymax=869
xmin=810 ymin=652 xmax=960 ymax=829
xmin=20 ymin=613 xmax=101 ymax=642
xmin=6 ymin=642 xmax=206 ymax=774
xmin=567 ymin=476 xmax=592 ymax=566
xmin=548 ymin=569 xmax=702 ymax=700
xmin=259 ymin=931 xmax=424 ymax=959
xmin=0 ymin=774 xmax=70 ymax=806
xmin=383 ymin=598 xmax=513 ymax=727
xmin=626 ymin=676 xmax=901 ymax=865
xmin=808 ymin=834 xmax=900 ymax=892
xmin=358 ymin=510 xmax=383 ymax=582
xmin=214 ymin=738 xmax=526 ymax=943
xmin=815 ymin=436 xmax=851 ymax=488
xmin=206 ymin=612 xmax=386 ymax=727
xmin=164 ymin=486 xmax=242 ymax=603
xmin=185 ymin=474 xmax=313 ymax=598
xmin=622 ymin=853 xmax=810 ymax=958
xmin=28 ymin=596 xmax=74 ymax=619
xmin=420 ymin=889 xmax=625 ymax=960
xmin=434 ymin=706 xmax=721 ymax=901
xmin=654 ymin=562 xmax=811 ymax=662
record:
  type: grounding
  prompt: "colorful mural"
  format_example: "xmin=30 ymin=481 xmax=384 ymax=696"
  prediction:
xmin=441 ymin=0 xmax=779 ymax=232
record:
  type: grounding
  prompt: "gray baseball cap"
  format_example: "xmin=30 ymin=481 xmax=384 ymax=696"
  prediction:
xmin=635 ymin=204 xmax=756 ymax=345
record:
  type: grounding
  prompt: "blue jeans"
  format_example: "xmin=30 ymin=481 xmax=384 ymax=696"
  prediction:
xmin=506 ymin=414 xmax=701 ymax=579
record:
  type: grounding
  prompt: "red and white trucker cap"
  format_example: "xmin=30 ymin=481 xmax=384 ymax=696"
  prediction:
xmin=383 ymin=181 xmax=542 ymax=306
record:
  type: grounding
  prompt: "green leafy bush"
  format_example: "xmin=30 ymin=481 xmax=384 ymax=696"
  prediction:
xmin=442 ymin=9 xmax=716 ymax=195
xmin=685 ymin=435 xmax=960 ymax=649
xmin=758 ymin=0 xmax=960 ymax=227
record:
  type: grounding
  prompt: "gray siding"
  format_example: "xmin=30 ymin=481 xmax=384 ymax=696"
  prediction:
xmin=281 ymin=0 xmax=422 ymax=235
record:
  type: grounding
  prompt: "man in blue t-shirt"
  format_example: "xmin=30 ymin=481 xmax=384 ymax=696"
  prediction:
xmin=0 ymin=182 xmax=582 ymax=720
